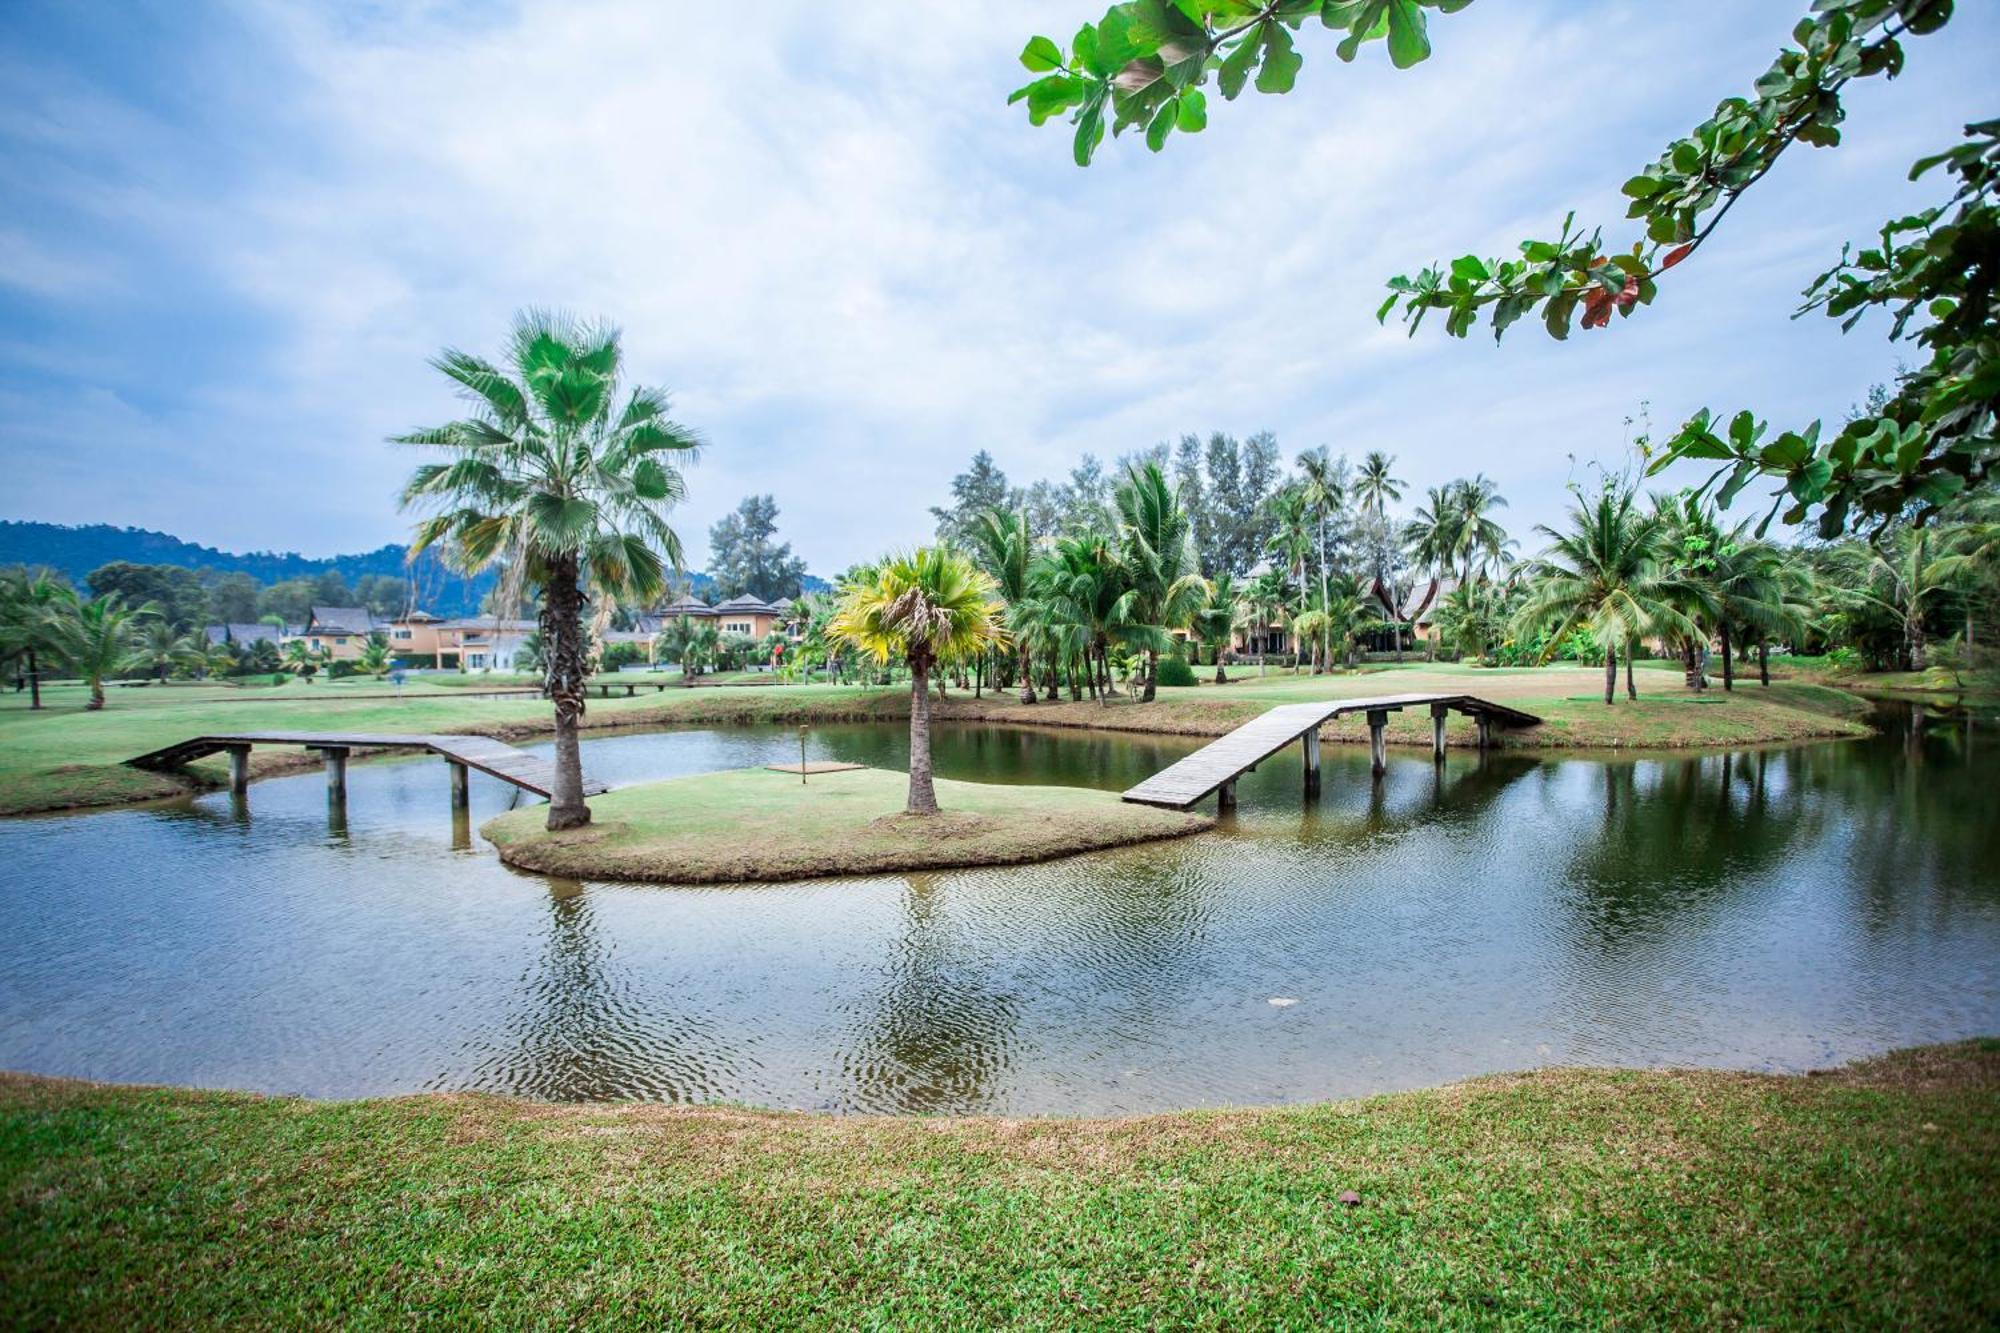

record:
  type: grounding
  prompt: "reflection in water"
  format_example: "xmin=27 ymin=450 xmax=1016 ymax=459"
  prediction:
xmin=0 ymin=708 xmax=1995 ymax=1113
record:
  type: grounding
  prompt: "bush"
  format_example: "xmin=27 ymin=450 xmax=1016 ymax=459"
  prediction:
xmin=601 ymin=641 xmax=648 ymax=670
xmin=1156 ymin=655 xmax=1197 ymax=687
xmin=329 ymin=661 xmax=360 ymax=679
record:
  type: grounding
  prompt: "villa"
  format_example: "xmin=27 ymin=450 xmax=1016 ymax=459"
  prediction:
xmin=285 ymin=606 xmax=381 ymax=661
xmin=656 ymin=594 xmax=793 ymax=640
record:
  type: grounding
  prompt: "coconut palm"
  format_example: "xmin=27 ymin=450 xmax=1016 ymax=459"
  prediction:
xmin=1112 ymin=461 xmax=1209 ymax=701
xmin=1037 ymin=533 xmax=1133 ymax=704
xmin=1354 ymin=450 xmax=1404 ymax=517
xmin=0 ymin=568 xmax=66 ymax=709
xmin=357 ymin=632 xmax=394 ymax=678
xmin=1296 ymin=448 xmax=1345 ymax=626
xmin=44 ymin=590 xmax=146 ymax=710
xmin=970 ymin=507 xmax=1042 ymax=705
xmin=137 ymin=619 xmax=188 ymax=683
xmin=1435 ymin=579 xmax=1507 ymax=664
xmin=283 ymin=639 xmax=329 ymax=682
xmin=1265 ymin=485 xmax=1314 ymax=592
xmin=396 ymin=309 xmax=702 ymax=830
xmin=1515 ymin=484 xmax=1694 ymax=706
xmin=831 ymin=548 xmax=1005 ymax=815
xmin=1196 ymin=572 xmax=1239 ymax=683
xmin=1829 ymin=526 xmax=1951 ymax=673
xmin=1237 ymin=569 xmax=1290 ymax=673
xmin=1449 ymin=475 xmax=1511 ymax=584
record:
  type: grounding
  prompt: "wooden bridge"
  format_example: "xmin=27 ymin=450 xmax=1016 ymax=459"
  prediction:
xmin=126 ymin=731 xmax=608 ymax=805
xmin=1121 ymin=694 xmax=1541 ymax=811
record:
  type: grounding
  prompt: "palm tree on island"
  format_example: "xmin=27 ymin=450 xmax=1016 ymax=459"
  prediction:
xmin=831 ymin=548 xmax=1005 ymax=816
xmin=397 ymin=309 xmax=702 ymax=831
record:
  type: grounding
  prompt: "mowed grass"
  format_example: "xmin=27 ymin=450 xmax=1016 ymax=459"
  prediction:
xmin=0 ymin=662 xmax=1872 ymax=816
xmin=3 ymin=1041 xmax=1994 ymax=1328
xmin=483 ymin=766 xmax=1211 ymax=882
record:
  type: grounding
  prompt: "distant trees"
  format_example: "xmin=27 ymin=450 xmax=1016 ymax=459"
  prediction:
xmin=84 ymin=562 xmax=206 ymax=631
xmin=707 ymin=495 xmax=808 ymax=602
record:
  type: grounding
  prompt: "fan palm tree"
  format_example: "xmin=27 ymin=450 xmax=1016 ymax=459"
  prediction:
xmin=1514 ymin=485 xmax=1693 ymax=706
xmin=970 ymin=507 xmax=1041 ymax=705
xmin=0 ymin=568 xmax=66 ymax=709
xmin=44 ymin=590 xmax=146 ymax=710
xmin=396 ymin=309 xmax=702 ymax=830
xmin=1354 ymin=450 xmax=1404 ymax=517
xmin=831 ymin=548 xmax=1005 ymax=815
xmin=1112 ymin=461 xmax=1209 ymax=701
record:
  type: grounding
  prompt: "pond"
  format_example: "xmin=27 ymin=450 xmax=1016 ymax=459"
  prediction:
xmin=1 ymin=704 xmax=1995 ymax=1114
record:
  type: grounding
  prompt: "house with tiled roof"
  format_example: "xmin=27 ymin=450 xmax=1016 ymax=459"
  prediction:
xmin=710 ymin=595 xmax=791 ymax=640
xmin=283 ymin=606 xmax=382 ymax=661
xmin=203 ymin=622 xmax=283 ymax=648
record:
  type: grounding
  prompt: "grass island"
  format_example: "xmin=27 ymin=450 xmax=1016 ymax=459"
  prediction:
xmin=481 ymin=765 xmax=1212 ymax=883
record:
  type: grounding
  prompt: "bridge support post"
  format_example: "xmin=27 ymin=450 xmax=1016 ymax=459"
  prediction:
xmin=1430 ymin=703 xmax=1449 ymax=763
xmin=226 ymin=744 xmax=251 ymax=795
xmin=317 ymin=746 xmax=349 ymax=800
xmin=448 ymin=760 xmax=469 ymax=809
xmin=1302 ymin=728 xmax=1320 ymax=797
xmin=1217 ymin=779 xmax=1237 ymax=813
xmin=1476 ymin=714 xmax=1493 ymax=751
xmin=1367 ymin=710 xmax=1388 ymax=775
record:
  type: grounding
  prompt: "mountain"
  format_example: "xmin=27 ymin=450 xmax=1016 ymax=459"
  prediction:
xmin=0 ymin=521 xmax=821 ymax=616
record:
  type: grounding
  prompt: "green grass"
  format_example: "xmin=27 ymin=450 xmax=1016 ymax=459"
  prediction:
xmin=0 ymin=664 xmax=1876 ymax=817
xmin=3 ymin=1040 xmax=1993 ymax=1327
xmin=483 ymin=766 xmax=1211 ymax=882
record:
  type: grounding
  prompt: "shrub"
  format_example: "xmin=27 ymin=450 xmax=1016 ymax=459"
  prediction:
xmin=1156 ymin=655 xmax=1197 ymax=687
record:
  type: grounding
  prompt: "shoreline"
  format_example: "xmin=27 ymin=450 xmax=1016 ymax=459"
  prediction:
xmin=0 ymin=674 xmax=1879 ymax=818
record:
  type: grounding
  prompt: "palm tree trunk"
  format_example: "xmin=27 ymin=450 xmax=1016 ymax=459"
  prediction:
xmin=1720 ymin=623 xmax=1735 ymax=691
xmin=1759 ymin=639 xmax=1770 ymax=686
xmin=906 ymin=657 xmax=939 ymax=815
xmin=542 ymin=555 xmax=592 ymax=832
xmin=1625 ymin=640 xmax=1637 ymax=701
xmin=1142 ymin=647 xmax=1158 ymax=702
xmin=1018 ymin=645 xmax=1036 ymax=705
xmin=1604 ymin=643 xmax=1617 ymax=706
xmin=26 ymin=648 xmax=40 ymax=710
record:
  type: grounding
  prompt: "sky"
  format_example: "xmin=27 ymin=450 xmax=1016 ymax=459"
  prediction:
xmin=1 ymin=0 xmax=1993 ymax=575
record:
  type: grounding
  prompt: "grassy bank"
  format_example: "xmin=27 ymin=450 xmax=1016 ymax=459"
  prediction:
xmin=0 ymin=663 xmax=1871 ymax=816
xmin=483 ymin=766 xmax=1211 ymax=882
xmin=3 ymin=1041 xmax=1993 ymax=1327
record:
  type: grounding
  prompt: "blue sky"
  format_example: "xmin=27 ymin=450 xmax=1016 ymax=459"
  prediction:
xmin=1 ymin=0 xmax=1993 ymax=573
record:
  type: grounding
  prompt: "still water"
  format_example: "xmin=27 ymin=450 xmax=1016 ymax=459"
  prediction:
xmin=1 ymin=705 xmax=1995 ymax=1114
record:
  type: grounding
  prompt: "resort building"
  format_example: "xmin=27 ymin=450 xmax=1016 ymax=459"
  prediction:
xmin=202 ymin=622 xmax=284 ymax=649
xmin=286 ymin=606 xmax=381 ymax=661
xmin=435 ymin=616 xmax=536 ymax=671
xmin=653 ymin=594 xmax=793 ymax=640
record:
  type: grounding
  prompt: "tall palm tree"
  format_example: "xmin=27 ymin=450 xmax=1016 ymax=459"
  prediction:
xmin=1514 ymin=485 xmax=1693 ymax=706
xmin=1296 ymin=448 xmax=1344 ymax=626
xmin=0 ymin=568 xmax=66 ymax=709
xmin=831 ymin=548 xmax=1005 ymax=815
xmin=1448 ymin=474 xmax=1511 ymax=585
xmin=1830 ymin=526 xmax=1951 ymax=673
xmin=396 ymin=310 xmax=701 ymax=830
xmin=1354 ymin=450 xmax=1404 ymax=517
xmin=44 ymin=590 xmax=145 ymax=710
xmin=1037 ymin=533 xmax=1134 ymax=704
xmin=1112 ymin=461 xmax=1209 ymax=701
xmin=970 ymin=507 xmax=1041 ymax=705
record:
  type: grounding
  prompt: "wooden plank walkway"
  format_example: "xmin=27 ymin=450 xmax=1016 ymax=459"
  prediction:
xmin=1121 ymin=693 xmax=1541 ymax=810
xmin=126 ymin=731 xmax=608 ymax=799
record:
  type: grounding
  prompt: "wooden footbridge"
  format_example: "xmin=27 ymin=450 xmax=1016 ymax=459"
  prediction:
xmin=127 ymin=731 xmax=608 ymax=806
xmin=1121 ymin=694 xmax=1540 ymax=811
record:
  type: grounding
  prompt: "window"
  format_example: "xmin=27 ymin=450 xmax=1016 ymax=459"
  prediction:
xmin=726 ymin=621 xmax=751 ymax=634
xmin=468 ymin=654 xmax=487 ymax=668
xmin=334 ymin=637 xmax=348 ymax=646
xmin=393 ymin=629 xmax=412 ymax=640
xmin=310 ymin=638 xmax=321 ymax=650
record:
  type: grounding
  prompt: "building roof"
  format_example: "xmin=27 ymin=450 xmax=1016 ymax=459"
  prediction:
xmin=394 ymin=610 xmax=443 ymax=623
xmin=438 ymin=616 xmax=536 ymax=635
xmin=205 ymin=623 xmax=283 ymax=646
xmin=712 ymin=595 xmax=788 ymax=615
xmin=307 ymin=606 xmax=377 ymax=635
xmin=658 ymin=595 xmax=714 ymax=617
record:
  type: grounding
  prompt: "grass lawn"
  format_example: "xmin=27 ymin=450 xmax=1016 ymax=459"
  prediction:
xmin=0 ymin=662 xmax=1874 ymax=817
xmin=483 ymin=766 xmax=1211 ymax=882
xmin=2 ymin=1040 xmax=1993 ymax=1327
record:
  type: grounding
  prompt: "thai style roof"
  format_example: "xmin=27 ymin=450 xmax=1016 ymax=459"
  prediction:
xmin=658 ymin=594 xmax=715 ymax=617
xmin=712 ymin=595 xmax=789 ymax=615
xmin=306 ymin=607 xmax=376 ymax=635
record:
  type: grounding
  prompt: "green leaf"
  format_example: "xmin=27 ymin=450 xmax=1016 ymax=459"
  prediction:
xmin=1217 ymin=29 xmax=1261 ymax=99
xmin=1146 ymin=101 xmax=1176 ymax=151
xmin=1621 ymin=174 xmax=1663 ymax=198
xmin=1449 ymin=255 xmax=1489 ymax=283
xmin=1255 ymin=23 xmax=1303 ymax=94
xmin=1020 ymin=35 xmax=1064 ymax=72
xmin=1384 ymin=0 xmax=1429 ymax=68
xmin=1073 ymin=93 xmax=1107 ymax=166
xmin=1176 ymin=86 xmax=1207 ymax=131
xmin=1758 ymin=433 xmax=1810 ymax=469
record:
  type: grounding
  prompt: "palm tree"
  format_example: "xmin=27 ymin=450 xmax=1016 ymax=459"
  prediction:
xmin=138 ymin=619 xmax=186 ymax=683
xmin=970 ymin=507 xmax=1041 ymax=705
xmin=1296 ymin=448 xmax=1344 ymax=629
xmin=44 ymin=590 xmax=145 ymax=710
xmin=1354 ymin=450 xmax=1404 ymax=517
xmin=1113 ymin=461 xmax=1209 ymax=701
xmin=396 ymin=309 xmax=702 ymax=831
xmin=0 ymin=568 xmax=66 ymax=708
xmin=1514 ymin=484 xmax=1693 ymax=706
xmin=1236 ymin=570 xmax=1288 ymax=675
xmin=357 ymin=632 xmax=394 ymax=679
xmin=1435 ymin=579 xmax=1507 ymax=664
xmin=1830 ymin=526 xmax=1950 ymax=673
xmin=1448 ymin=474 xmax=1511 ymax=585
xmin=831 ymin=548 xmax=1005 ymax=815
xmin=283 ymin=639 xmax=329 ymax=682
xmin=1197 ymin=572 xmax=1239 ymax=683
xmin=1037 ymin=533 xmax=1133 ymax=704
